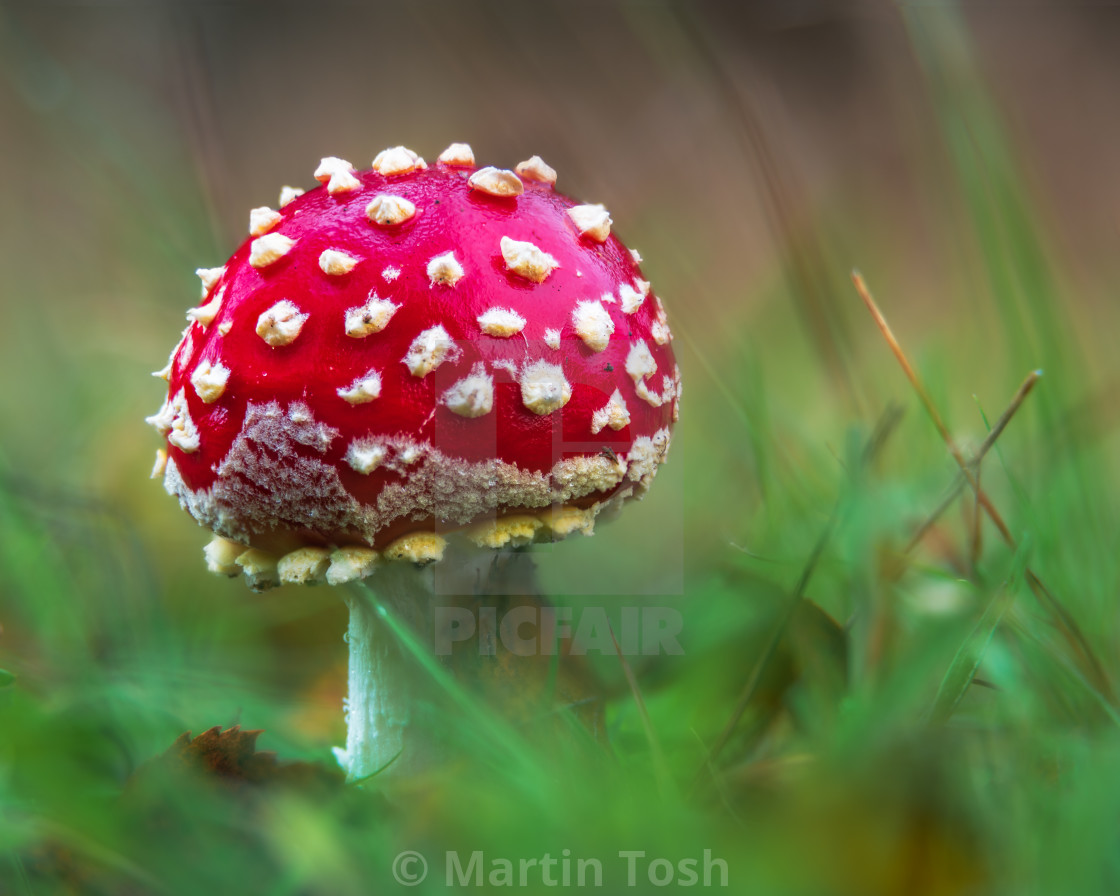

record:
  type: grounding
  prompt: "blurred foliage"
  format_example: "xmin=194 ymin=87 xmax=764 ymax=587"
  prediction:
xmin=4 ymin=2 xmax=1120 ymax=894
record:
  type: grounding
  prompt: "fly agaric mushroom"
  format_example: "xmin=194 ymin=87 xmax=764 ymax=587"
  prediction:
xmin=147 ymin=143 xmax=679 ymax=778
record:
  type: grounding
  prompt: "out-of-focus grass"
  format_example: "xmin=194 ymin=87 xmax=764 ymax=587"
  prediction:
xmin=4 ymin=4 xmax=1120 ymax=895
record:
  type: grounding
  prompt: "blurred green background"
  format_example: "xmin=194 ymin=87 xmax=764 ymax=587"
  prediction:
xmin=4 ymin=1 xmax=1120 ymax=893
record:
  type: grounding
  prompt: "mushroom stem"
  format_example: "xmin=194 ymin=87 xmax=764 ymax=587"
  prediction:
xmin=335 ymin=586 xmax=417 ymax=780
xmin=333 ymin=545 xmax=603 ymax=782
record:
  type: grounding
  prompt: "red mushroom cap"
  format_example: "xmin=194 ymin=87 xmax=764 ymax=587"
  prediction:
xmin=148 ymin=145 xmax=679 ymax=586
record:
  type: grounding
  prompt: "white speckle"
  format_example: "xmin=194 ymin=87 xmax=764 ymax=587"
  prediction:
xmin=398 ymin=446 xmax=422 ymax=465
xmin=384 ymin=532 xmax=446 ymax=565
xmin=651 ymin=300 xmax=672 ymax=345
xmin=326 ymin=547 xmax=380 ymax=585
xmin=235 ymin=549 xmax=278 ymax=591
xmin=626 ymin=339 xmax=664 ymax=408
xmin=152 ymin=335 xmax=179 ymax=379
xmin=175 ymin=326 xmax=195 ymax=373
xmin=156 ymin=326 xmax=191 ymax=380
xmin=492 ymin=359 xmax=519 ymax=377
xmin=543 ymin=328 xmax=561 ymax=350
xmin=345 ymin=294 xmax=399 ymax=338
xmin=590 ymin=389 xmax=630 ymax=434
xmin=477 ymin=307 xmax=526 ymax=337
xmin=600 ymin=291 xmax=616 ymax=304
xmin=249 ymin=206 xmax=282 ymax=236
xmin=619 ymin=282 xmax=646 ymax=314
xmin=372 ymin=145 xmax=425 ymax=176
xmin=279 ymin=185 xmax=304 ymax=207
xmin=346 ymin=439 xmax=387 ymax=474
xmin=203 ymin=537 xmax=245 ymax=576
xmin=337 ymin=370 xmax=382 ymax=404
xmin=645 ymin=379 xmax=673 ymax=408
xmin=438 ymin=142 xmax=475 ymax=166
xmin=191 ymin=359 xmax=231 ymax=403
xmin=634 ymin=380 xmax=664 ymax=407
xmin=327 ymin=169 xmax=362 ymax=195
xmin=186 ymin=286 xmax=224 ymax=329
xmin=218 ymin=320 xmax=233 ymax=336
xmin=571 ymin=299 xmax=614 ymax=352
xmin=382 ymin=266 xmax=401 ymax=281
xmin=630 ymin=248 xmax=643 ymax=265
xmin=285 ymin=401 xmax=336 ymax=452
xmin=366 ymin=194 xmax=416 ymax=226
xmin=256 ymin=300 xmax=308 ymax=346
xmin=196 ymin=266 xmax=224 ymax=298
xmin=403 ymin=325 xmax=458 ymax=377
xmin=469 ymin=167 xmax=524 ymax=197
xmin=427 ymin=251 xmax=464 ymax=287
xmin=626 ymin=339 xmax=657 ymax=385
xmin=315 ymin=157 xmax=355 ymax=183
xmin=151 ymin=448 xmax=167 ymax=480
xmin=519 ymin=360 xmax=571 ymax=415
xmin=249 ymin=232 xmax=296 ymax=269
xmin=626 ymin=428 xmax=672 ymax=491
xmin=515 ymin=155 xmax=557 ymax=185
xmin=442 ymin=364 xmax=494 ymax=418
xmin=551 ymin=455 xmax=627 ymax=498
xmin=501 ymin=236 xmax=558 ymax=283
xmin=146 ymin=397 xmax=174 ymax=435
xmin=467 ymin=516 xmax=543 ymax=549
xmin=567 ymin=203 xmax=612 ymax=242
xmin=672 ymin=365 xmax=682 ymax=422
xmin=540 ymin=504 xmax=599 ymax=538
xmin=319 ymin=248 xmax=359 ymax=276
xmin=278 ymin=547 xmax=331 ymax=585
xmin=636 ymin=279 xmax=651 ymax=297
xmin=147 ymin=389 xmax=200 ymax=453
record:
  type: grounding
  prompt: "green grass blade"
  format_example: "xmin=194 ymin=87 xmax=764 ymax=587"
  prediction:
xmin=350 ymin=582 xmax=543 ymax=784
xmin=929 ymin=535 xmax=1032 ymax=725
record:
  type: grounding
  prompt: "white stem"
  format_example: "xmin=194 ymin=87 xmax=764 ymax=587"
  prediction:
xmin=334 ymin=589 xmax=411 ymax=780
xmin=332 ymin=547 xmax=542 ymax=782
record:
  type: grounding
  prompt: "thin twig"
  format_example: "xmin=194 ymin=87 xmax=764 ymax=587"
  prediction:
xmin=968 ymin=467 xmax=984 ymax=569
xmin=905 ymin=368 xmax=1042 ymax=555
xmin=853 ymin=272 xmax=1115 ymax=706
xmin=853 ymin=271 xmax=1014 ymax=542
